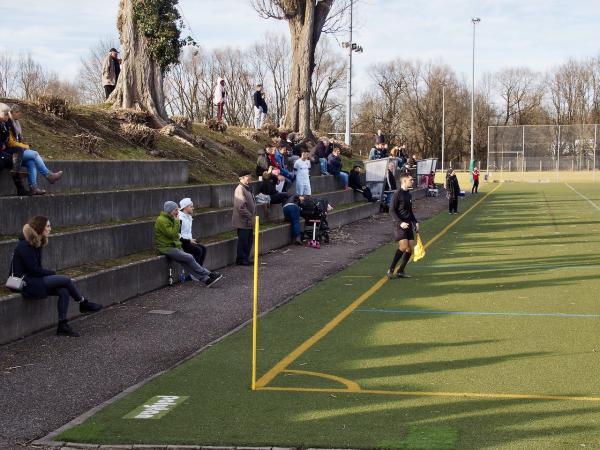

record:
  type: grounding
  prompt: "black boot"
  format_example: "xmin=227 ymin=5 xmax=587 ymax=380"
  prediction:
xmin=79 ymin=299 xmax=102 ymax=313
xmin=56 ymin=320 xmax=80 ymax=337
xmin=12 ymin=175 xmax=29 ymax=196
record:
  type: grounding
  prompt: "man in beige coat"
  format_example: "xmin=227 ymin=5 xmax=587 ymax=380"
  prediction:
xmin=102 ymin=48 xmax=122 ymax=99
xmin=232 ymin=170 xmax=256 ymax=266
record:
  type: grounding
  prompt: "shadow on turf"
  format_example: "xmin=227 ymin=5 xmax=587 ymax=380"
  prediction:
xmin=290 ymin=395 xmax=600 ymax=449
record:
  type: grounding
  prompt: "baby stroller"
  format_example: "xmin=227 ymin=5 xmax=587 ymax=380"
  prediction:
xmin=299 ymin=198 xmax=330 ymax=246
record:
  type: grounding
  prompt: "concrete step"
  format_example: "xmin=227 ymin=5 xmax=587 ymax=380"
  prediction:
xmin=0 ymin=188 xmax=363 ymax=273
xmin=0 ymin=201 xmax=380 ymax=344
xmin=0 ymin=175 xmax=347 ymax=236
xmin=0 ymin=160 xmax=189 ymax=196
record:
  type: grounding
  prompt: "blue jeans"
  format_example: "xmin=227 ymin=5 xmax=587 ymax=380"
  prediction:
xmin=21 ymin=149 xmax=50 ymax=187
xmin=337 ymin=171 xmax=349 ymax=188
xmin=283 ymin=204 xmax=301 ymax=238
xmin=319 ymin=158 xmax=329 ymax=175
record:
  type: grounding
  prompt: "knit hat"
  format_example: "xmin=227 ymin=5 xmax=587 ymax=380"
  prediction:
xmin=163 ymin=201 xmax=179 ymax=214
xmin=179 ymin=198 xmax=193 ymax=209
xmin=28 ymin=216 xmax=49 ymax=235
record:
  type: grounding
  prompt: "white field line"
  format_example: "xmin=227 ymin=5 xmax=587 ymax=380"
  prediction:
xmin=566 ymin=183 xmax=600 ymax=212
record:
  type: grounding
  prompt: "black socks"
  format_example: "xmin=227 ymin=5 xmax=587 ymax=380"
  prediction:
xmin=389 ymin=249 xmax=402 ymax=271
xmin=398 ymin=251 xmax=412 ymax=273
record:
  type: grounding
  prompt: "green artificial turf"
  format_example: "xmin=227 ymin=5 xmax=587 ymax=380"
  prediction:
xmin=58 ymin=182 xmax=600 ymax=449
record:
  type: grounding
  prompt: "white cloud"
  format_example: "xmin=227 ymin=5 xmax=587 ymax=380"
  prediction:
xmin=1 ymin=0 xmax=599 ymax=94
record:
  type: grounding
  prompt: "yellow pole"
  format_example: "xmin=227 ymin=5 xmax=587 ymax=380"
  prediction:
xmin=251 ymin=215 xmax=260 ymax=390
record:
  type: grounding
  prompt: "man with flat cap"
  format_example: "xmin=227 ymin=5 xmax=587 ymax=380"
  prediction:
xmin=102 ymin=47 xmax=122 ymax=99
xmin=233 ymin=170 xmax=256 ymax=266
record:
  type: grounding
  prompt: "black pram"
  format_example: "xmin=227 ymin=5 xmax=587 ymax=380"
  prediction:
xmin=299 ymin=198 xmax=330 ymax=244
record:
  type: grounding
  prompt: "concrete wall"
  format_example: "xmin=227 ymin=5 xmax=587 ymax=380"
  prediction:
xmin=0 ymin=160 xmax=189 ymax=196
xmin=0 ymin=202 xmax=379 ymax=344
xmin=0 ymin=184 xmax=213 ymax=235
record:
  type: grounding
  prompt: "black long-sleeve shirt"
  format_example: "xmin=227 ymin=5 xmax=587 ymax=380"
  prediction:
xmin=390 ymin=189 xmax=417 ymax=224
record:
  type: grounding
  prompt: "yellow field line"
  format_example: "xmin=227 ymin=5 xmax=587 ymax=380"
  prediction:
xmin=258 ymin=386 xmax=600 ymax=402
xmin=254 ymin=184 xmax=502 ymax=389
xmin=283 ymin=370 xmax=361 ymax=391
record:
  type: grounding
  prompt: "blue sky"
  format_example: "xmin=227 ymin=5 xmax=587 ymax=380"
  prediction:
xmin=2 ymin=0 xmax=599 ymax=93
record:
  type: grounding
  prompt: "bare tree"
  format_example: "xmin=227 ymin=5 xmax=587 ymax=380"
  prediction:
xmin=0 ymin=51 xmax=16 ymax=98
xmin=251 ymin=0 xmax=349 ymax=138
xmin=310 ymin=37 xmax=346 ymax=130
xmin=495 ymin=67 xmax=542 ymax=125
xmin=17 ymin=54 xmax=49 ymax=100
xmin=251 ymin=33 xmax=290 ymax=126
xmin=78 ymin=36 xmax=120 ymax=104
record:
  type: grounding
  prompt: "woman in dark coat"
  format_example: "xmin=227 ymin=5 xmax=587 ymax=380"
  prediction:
xmin=446 ymin=169 xmax=460 ymax=214
xmin=10 ymin=216 xmax=102 ymax=336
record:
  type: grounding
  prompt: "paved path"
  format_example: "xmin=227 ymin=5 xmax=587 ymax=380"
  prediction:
xmin=0 ymin=197 xmax=446 ymax=450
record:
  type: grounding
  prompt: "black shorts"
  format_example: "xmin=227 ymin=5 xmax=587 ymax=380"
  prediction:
xmin=394 ymin=223 xmax=415 ymax=241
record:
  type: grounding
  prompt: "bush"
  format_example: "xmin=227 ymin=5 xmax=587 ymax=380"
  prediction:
xmin=225 ymin=137 xmax=244 ymax=152
xmin=171 ymin=115 xmax=192 ymax=131
xmin=120 ymin=123 xmax=157 ymax=148
xmin=239 ymin=129 xmax=261 ymax=142
xmin=159 ymin=124 xmax=176 ymax=136
xmin=112 ymin=108 xmax=151 ymax=124
xmin=207 ymin=118 xmax=227 ymax=133
xmin=36 ymin=95 xmax=70 ymax=119
xmin=261 ymin=122 xmax=279 ymax=138
xmin=74 ymin=133 xmax=104 ymax=156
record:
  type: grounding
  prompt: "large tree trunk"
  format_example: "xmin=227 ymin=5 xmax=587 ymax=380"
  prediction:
xmin=282 ymin=0 xmax=333 ymax=139
xmin=109 ymin=0 xmax=168 ymax=127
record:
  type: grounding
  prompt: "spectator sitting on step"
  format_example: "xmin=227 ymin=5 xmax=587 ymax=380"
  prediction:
xmin=349 ymin=165 xmax=374 ymax=202
xmin=255 ymin=146 xmax=270 ymax=178
xmin=380 ymin=143 xmax=389 ymax=158
xmin=260 ymin=171 xmax=289 ymax=204
xmin=384 ymin=161 xmax=398 ymax=191
xmin=327 ymin=148 xmax=349 ymax=190
xmin=283 ymin=195 xmax=305 ymax=245
xmin=155 ymin=201 xmax=222 ymax=287
xmin=275 ymin=141 xmax=295 ymax=182
xmin=0 ymin=103 xmax=64 ymax=196
xmin=266 ymin=143 xmax=280 ymax=170
xmin=369 ymin=144 xmax=382 ymax=160
xmin=310 ymin=137 xmax=331 ymax=175
xmin=178 ymin=198 xmax=208 ymax=273
xmin=9 ymin=216 xmax=102 ymax=337
xmin=293 ymin=150 xmax=312 ymax=196
xmin=0 ymin=131 xmax=28 ymax=196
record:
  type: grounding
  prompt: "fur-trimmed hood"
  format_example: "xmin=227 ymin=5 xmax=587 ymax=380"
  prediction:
xmin=21 ymin=224 xmax=48 ymax=248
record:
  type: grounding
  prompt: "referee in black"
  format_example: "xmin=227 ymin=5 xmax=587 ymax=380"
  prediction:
xmin=388 ymin=173 xmax=419 ymax=278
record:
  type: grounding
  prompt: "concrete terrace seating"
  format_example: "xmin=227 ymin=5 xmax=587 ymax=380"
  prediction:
xmin=0 ymin=160 xmax=380 ymax=344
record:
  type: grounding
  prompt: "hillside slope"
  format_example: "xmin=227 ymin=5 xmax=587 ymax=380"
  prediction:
xmin=1 ymin=99 xmax=276 ymax=184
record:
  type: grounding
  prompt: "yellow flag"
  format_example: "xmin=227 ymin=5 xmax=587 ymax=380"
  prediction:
xmin=413 ymin=233 xmax=426 ymax=262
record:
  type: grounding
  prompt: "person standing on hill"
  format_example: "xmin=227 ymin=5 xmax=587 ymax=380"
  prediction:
xmin=253 ymin=84 xmax=268 ymax=130
xmin=388 ymin=173 xmax=419 ymax=279
xmin=232 ymin=171 xmax=256 ymax=266
xmin=213 ymin=77 xmax=227 ymax=123
xmin=375 ymin=129 xmax=385 ymax=145
xmin=446 ymin=169 xmax=460 ymax=214
xmin=472 ymin=166 xmax=480 ymax=194
xmin=102 ymin=48 xmax=121 ymax=99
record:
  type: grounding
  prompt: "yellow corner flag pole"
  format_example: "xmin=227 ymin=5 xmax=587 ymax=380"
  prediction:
xmin=251 ymin=215 xmax=260 ymax=391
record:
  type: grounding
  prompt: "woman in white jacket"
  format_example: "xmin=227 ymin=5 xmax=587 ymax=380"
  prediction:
xmin=213 ymin=77 xmax=227 ymax=123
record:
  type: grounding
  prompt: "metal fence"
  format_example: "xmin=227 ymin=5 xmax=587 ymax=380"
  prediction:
xmin=487 ymin=124 xmax=599 ymax=173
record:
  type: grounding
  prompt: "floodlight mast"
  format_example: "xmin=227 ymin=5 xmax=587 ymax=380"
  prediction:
xmin=470 ymin=17 xmax=481 ymax=167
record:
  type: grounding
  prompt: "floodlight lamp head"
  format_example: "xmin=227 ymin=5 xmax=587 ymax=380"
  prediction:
xmin=472 ymin=17 xmax=481 ymax=24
